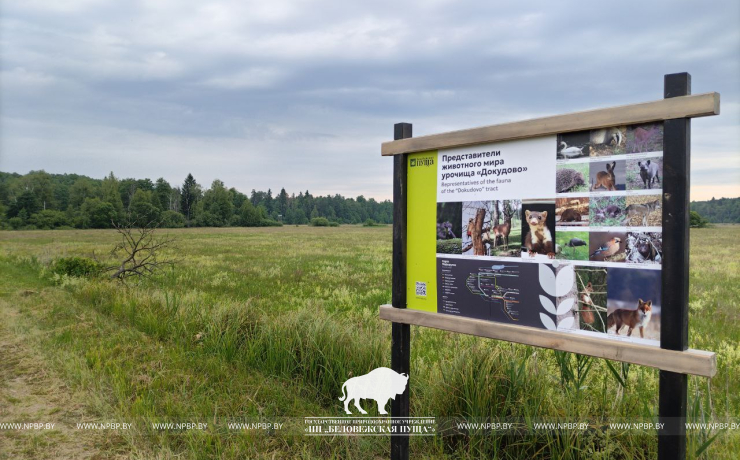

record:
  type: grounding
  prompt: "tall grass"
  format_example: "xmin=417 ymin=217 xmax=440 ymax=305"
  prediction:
xmin=1 ymin=225 xmax=738 ymax=458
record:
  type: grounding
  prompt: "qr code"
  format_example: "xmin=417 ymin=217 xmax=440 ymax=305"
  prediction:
xmin=415 ymin=281 xmax=427 ymax=297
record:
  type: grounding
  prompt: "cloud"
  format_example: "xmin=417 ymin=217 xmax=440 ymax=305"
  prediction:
xmin=0 ymin=0 xmax=739 ymax=201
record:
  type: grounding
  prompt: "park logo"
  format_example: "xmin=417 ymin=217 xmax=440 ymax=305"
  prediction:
xmin=338 ymin=367 xmax=408 ymax=415
xmin=410 ymin=157 xmax=434 ymax=168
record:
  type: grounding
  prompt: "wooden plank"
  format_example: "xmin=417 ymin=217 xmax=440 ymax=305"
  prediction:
xmin=378 ymin=305 xmax=716 ymax=378
xmin=381 ymin=92 xmax=720 ymax=156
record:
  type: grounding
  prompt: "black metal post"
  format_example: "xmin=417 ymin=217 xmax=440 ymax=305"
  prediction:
xmin=391 ymin=122 xmax=411 ymax=460
xmin=659 ymin=72 xmax=691 ymax=460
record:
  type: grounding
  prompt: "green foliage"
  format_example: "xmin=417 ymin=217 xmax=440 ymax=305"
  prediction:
xmin=51 ymin=256 xmax=104 ymax=278
xmin=29 ymin=210 xmax=70 ymax=230
xmin=0 ymin=170 xmax=393 ymax=231
xmin=79 ymin=198 xmax=117 ymax=228
xmin=690 ymin=210 xmax=711 ymax=228
xmin=310 ymin=217 xmax=330 ymax=226
xmin=691 ymin=197 xmax=740 ymax=223
xmin=363 ymin=219 xmax=380 ymax=227
xmin=129 ymin=189 xmax=161 ymax=224
xmin=436 ymin=238 xmax=463 ymax=254
xmin=160 ymin=210 xmax=185 ymax=228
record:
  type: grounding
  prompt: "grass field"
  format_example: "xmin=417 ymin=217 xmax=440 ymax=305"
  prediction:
xmin=1 ymin=225 xmax=739 ymax=459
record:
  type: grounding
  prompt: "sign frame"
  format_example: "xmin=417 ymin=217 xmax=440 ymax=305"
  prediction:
xmin=381 ymin=73 xmax=719 ymax=460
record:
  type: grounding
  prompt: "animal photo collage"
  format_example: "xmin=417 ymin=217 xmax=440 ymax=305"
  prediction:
xmin=554 ymin=123 xmax=664 ymax=266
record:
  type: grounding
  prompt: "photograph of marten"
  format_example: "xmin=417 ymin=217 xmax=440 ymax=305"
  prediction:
xmin=626 ymin=157 xmax=663 ymax=190
xmin=555 ymin=197 xmax=589 ymax=227
xmin=557 ymin=130 xmax=590 ymax=159
xmin=589 ymin=126 xmax=627 ymax=157
xmin=589 ymin=231 xmax=627 ymax=262
xmin=606 ymin=268 xmax=661 ymax=341
xmin=590 ymin=196 xmax=626 ymax=227
xmin=626 ymin=232 xmax=662 ymax=264
xmin=624 ymin=195 xmax=662 ymax=227
xmin=589 ymin=160 xmax=626 ymax=192
xmin=436 ymin=202 xmax=463 ymax=254
xmin=520 ymin=200 xmax=556 ymax=260
xmin=626 ymin=122 xmax=664 ymax=154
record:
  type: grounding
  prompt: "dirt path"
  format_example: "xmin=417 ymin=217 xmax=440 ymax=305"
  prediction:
xmin=0 ymin=298 xmax=123 ymax=460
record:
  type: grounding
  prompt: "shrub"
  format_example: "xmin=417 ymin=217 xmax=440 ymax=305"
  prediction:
xmin=363 ymin=219 xmax=379 ymax=227
xmin=328 ymin=221 xmax=340 ymax=227
xmin=51 ymin=257 xmax=104 ymax=278
xmin=690 ymin=211 xmax=710 ymax=228
xmin=160 ymin=210 xmax=185 ymax=228
xmin=437 ymin=238 xmax=463 ymax=254
xmin=310 ymin=217 xmax=330 ymax=227
xmin=257 ymin=219 xmax=283 ymax=227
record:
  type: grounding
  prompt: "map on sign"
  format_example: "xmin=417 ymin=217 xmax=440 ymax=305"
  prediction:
xmin=465 ymin=265 xmax=521 ymax=321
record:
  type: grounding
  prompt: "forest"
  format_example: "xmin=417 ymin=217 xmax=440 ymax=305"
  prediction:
xmin=0 ymin=170 xmax=392 ymax=230
xmin=690 ymin=197 xmax=740 ymax=223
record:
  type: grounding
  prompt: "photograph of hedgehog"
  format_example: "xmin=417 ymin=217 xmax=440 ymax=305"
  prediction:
xmin=607 ymin=268 xmax=661 ymax=341
xmin=590 ymin=160 xmax=626 ymax=192
xmin=626 ymin=122 xmax=664 ymax=154
xmin=557 ymin=266 xmax=609 ymax=333
xmin=555 ymin=197 xmax=588 ymax=227
xmin=626 ymin=157 xmax=663 ymax=190
xmin=556 ymin=163 xmax=589 ymax=194
xmin=436 ymin=202 xmax=463 ymax=254
xmin=555 ymin=231 xmax=589 ymax=261
xmin=589 ymin=231 xmax=627 ymax=262
xmin=590 ymin=196 xmax=626 ymax=227
xmin=557 ymin=131 xmax=590 ymax=159
xmin=589 ymin=126 xmax=627 ymax=156
xmin=624 ymin=195 xmax=662 ymax=227
xmin=626 ymin=232 xmax=662 ymax=264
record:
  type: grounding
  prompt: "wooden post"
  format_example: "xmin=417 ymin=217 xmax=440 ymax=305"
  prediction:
xmin=391 ymin=122 xmax=411 ymax=460
xmin=659 ymin=72 xmax=691 ymax=460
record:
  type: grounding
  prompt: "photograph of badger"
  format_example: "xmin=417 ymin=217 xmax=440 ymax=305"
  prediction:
xmin=588 ymin=126 xmax=626 ymax=156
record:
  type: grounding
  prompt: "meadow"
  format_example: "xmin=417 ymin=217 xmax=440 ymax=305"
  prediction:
xmin=1 ymin=225 xmax=739 ymax=459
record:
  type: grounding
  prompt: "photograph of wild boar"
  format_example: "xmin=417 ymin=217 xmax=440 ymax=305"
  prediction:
xmin=624 ymin=195 xmax=662 ymax=227
xmin=589 ymin=126 xmax=627 ymax=156
xmin=556 ymin=163 xmax=589 ymax=193
xmin=606 ymin=268 xmax=661 ymax=341
xmin=556 ymin=130 xmax=590 ymax=159
xmin=590 ymin=160 xmax=626 ymax=192
xmin=590 ymin=196 xmax=626 ymax=227
xmin=589 ymin=231 xmax=627 ymax=262
xmin=555 ymin=197 xmax=588 ymax=227
xmin=626 ymin=157 xmax=663 ymax=190
xmin=436 ymin=202 xmax=463 ymax=254
xmin=626 ymin=122 xmax=664 ymax=153
xmin=626 ymin=232 xmax=663 ymax=264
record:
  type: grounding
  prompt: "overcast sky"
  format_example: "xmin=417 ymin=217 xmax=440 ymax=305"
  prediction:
xmin=1 ymin=0 xmax=738 ymax=201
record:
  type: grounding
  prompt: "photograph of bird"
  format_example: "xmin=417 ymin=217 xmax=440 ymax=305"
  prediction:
xmin=558 ymin=141 xmax=585 ymax=158
xmin=565 ymin=237 xmax=587 ymax=257
xmin=591 ymin=237 xmax=622 ymax=260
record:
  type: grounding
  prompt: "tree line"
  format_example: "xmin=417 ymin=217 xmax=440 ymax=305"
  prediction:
xmin=690 ymin=197 xmax=740 ymax=224
xmin=0 ymin=171 xmax=392 ymax=230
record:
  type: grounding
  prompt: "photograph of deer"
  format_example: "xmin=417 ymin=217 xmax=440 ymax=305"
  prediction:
xmin=488 ymin=200 xmax=522 ymax=257
xmin=590 ymin=159 xmax=626 ymax=192
xmin=626 ymin=122 xmax=664 ymax=154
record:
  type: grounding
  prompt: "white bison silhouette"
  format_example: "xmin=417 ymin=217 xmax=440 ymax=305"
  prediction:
xmin=338 ymin=367 xmax=409 ymax=415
